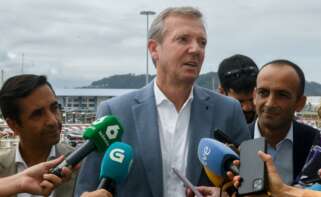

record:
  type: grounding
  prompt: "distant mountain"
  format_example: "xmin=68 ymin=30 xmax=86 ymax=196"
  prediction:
xmin=87 ymin=73 xmax=153 ymax=89
xmin=84 ymin=73 xmax=321 ymax=96
xmin=305 ymin=81 xmax=321 ymax=96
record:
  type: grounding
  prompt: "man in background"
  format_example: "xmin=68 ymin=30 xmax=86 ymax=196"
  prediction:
xmin=218 ymin=54 xmax=259 ymax=123
xmin=0 ymin=74 xmax=77 ymax=197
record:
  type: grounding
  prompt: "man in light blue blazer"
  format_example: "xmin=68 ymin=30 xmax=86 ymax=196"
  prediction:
xmin=75 ymin=6 xmax=250 ymax=197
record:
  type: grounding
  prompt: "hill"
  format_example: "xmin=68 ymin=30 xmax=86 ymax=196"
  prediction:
xmin=84 ymin=73 xmax=321 ymax=96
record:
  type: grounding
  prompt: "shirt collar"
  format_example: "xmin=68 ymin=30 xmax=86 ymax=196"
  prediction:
xmin=153 ymin=79 xmax=194 ymax=107
xmin=15 ymin=144 xmax=57 ymax=167
xmin=254 ymin=120 xmax=294 ymax=143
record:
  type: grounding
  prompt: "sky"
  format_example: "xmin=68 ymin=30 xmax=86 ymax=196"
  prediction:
xmin=0 ymin=0 xmax=320 ymax=88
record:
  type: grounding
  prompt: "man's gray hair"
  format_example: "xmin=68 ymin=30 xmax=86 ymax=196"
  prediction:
xmin=148 ymin=6 xmax=205 ymax=43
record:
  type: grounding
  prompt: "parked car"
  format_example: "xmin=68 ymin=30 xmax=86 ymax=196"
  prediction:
xmin=65 ymin=131 xmax=85 ymax=147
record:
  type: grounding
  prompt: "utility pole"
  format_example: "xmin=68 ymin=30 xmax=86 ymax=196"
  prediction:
xmin=140 ymin=10 xmax=156 ymax=85
xmin=0 ymin=69 xmax=3 ymax=87
xmin=212 ymin=72 xmax=216 ymax=90
xmin=21 ymin=53 xmax=24 ymax=74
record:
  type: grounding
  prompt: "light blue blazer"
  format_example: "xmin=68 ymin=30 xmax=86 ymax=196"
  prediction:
xmin=74 ymin=82 xmax=250 ymax=197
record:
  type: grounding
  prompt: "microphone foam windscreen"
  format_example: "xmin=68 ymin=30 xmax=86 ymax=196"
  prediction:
xmin=198 ymin=138 xmax=239 ymax=176
xmin=83 ymin=115 xmax=124 ymax=152
xmin=204 ymin=167 xmax=224 ymax=187
xmin=100 ymin=142 xmax=133 ymax=183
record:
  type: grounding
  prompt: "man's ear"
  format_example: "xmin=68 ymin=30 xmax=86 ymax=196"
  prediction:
xmin=295 ymin=95 xmax=307 ymax=112
xmin=6 ymin=118 xmax=21 ymax=136
xmin=148 ymin=39 xmax=159 ymax=64
xmin=218 ymin=85 xmax=225 ymax=95
xmin=253 ymin=87 xmax=257 ymax=106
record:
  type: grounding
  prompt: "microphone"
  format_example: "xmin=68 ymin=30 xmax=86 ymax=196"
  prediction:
xmin=298 ymin=145 xmax=321 ymax=185
xmin=97 ymin=142 xmax=133 ymax=194
xmin=203 ymin=166 xmax=225 ymax=187
xmin=198 ymin=138 xmax=239 ymax=181
xmin=213 ymin=129 xmax=239 ymax=154
xmin=305 ymin=183 xmax=321 ymax=191
xmin=51 ymin=115 xmax=124 ymax=176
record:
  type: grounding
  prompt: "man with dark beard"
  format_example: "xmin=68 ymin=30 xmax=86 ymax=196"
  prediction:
xmin=0 ymin=74 xmax=77 ymax=197
xmin=218 ymin=54 xmax=258 ymax=123
xmin=249 ymin=60 xmax=319 ymax=185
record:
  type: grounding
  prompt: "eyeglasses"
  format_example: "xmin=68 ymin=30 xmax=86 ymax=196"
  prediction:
xmin=223 ymin=66 xmax=258 ymax=80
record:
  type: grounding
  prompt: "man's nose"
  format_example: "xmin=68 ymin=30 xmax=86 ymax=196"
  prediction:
xmin=46 ymin=111 xmax=58 ymax=126
xmin=188 ymin=40 xmax=203 ymax=55
xmin=264 ymin=94 xmax=278 ymax=108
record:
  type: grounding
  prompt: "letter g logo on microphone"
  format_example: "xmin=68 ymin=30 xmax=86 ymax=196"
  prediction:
xmin=110 ymin=148 xmax=125 ymax=163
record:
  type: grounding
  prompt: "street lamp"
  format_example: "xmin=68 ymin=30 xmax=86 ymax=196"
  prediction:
xmin=140 ymin=10 xmax=156 ymax=85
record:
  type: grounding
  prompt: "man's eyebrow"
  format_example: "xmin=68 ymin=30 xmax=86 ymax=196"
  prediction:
xmin=51 ymin=101 xmax=59 ymax=106
xmin=29 ymin=107 xmax=44 ymax=117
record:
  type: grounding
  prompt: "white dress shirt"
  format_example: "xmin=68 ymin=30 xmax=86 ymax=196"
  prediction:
xmin=254 ymin=120 xmax=294 ymax=185
xmin=154 ymin=80 xmax=193 ymax=197
xmin=16 ymin=144 xmax=57 ymax=197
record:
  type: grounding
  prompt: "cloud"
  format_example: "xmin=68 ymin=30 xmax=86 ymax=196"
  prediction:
xmin=0 ymin=49 xmax=10 ymax=62
xmin=0 ymin=0 xmax=321 ymax=87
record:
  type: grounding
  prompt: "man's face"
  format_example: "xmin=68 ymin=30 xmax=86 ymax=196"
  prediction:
xmin=254 ymin=64 xmax=305 ymax=131
xmin=226 ymin=89 xmax=256 ymax=123
xmin=10 ymin=84 xmax=62 ymax=148
xmin=150 ymin=15 xmax=207 ymax=85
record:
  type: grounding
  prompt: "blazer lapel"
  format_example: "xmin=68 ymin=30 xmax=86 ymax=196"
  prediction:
xmin=0 ymin=148 xmax=16 ymax=177
xmin=292 ymin=121 xmax=314 ymax=180
xmin=186 ymin=87 xmax=212 ymax=185
xmin=0 ymin=148 xmax=17 ymax=197
xmin=248 ymin=121 xmax=255 ymax=138
xmin=293 ymin=121 xmax=300 ymax=179
xmin=132 ymin=83 xmax=163 ymax=197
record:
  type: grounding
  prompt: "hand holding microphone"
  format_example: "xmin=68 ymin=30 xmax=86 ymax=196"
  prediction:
xmin=51 ymin=115 xmax=124 ymax=177
xmin=0 ymin=156 xmax=71 ymax=196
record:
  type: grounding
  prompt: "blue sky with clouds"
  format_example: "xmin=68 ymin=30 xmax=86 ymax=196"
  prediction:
xmin=0 ymin=0 xmax=320 ymax=88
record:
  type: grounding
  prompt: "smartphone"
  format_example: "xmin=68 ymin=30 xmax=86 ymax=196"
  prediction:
xmin=172 ymin=168 xmax=204 ymax=197
xmin=238 ymin=137 xmax=267 ymax=196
